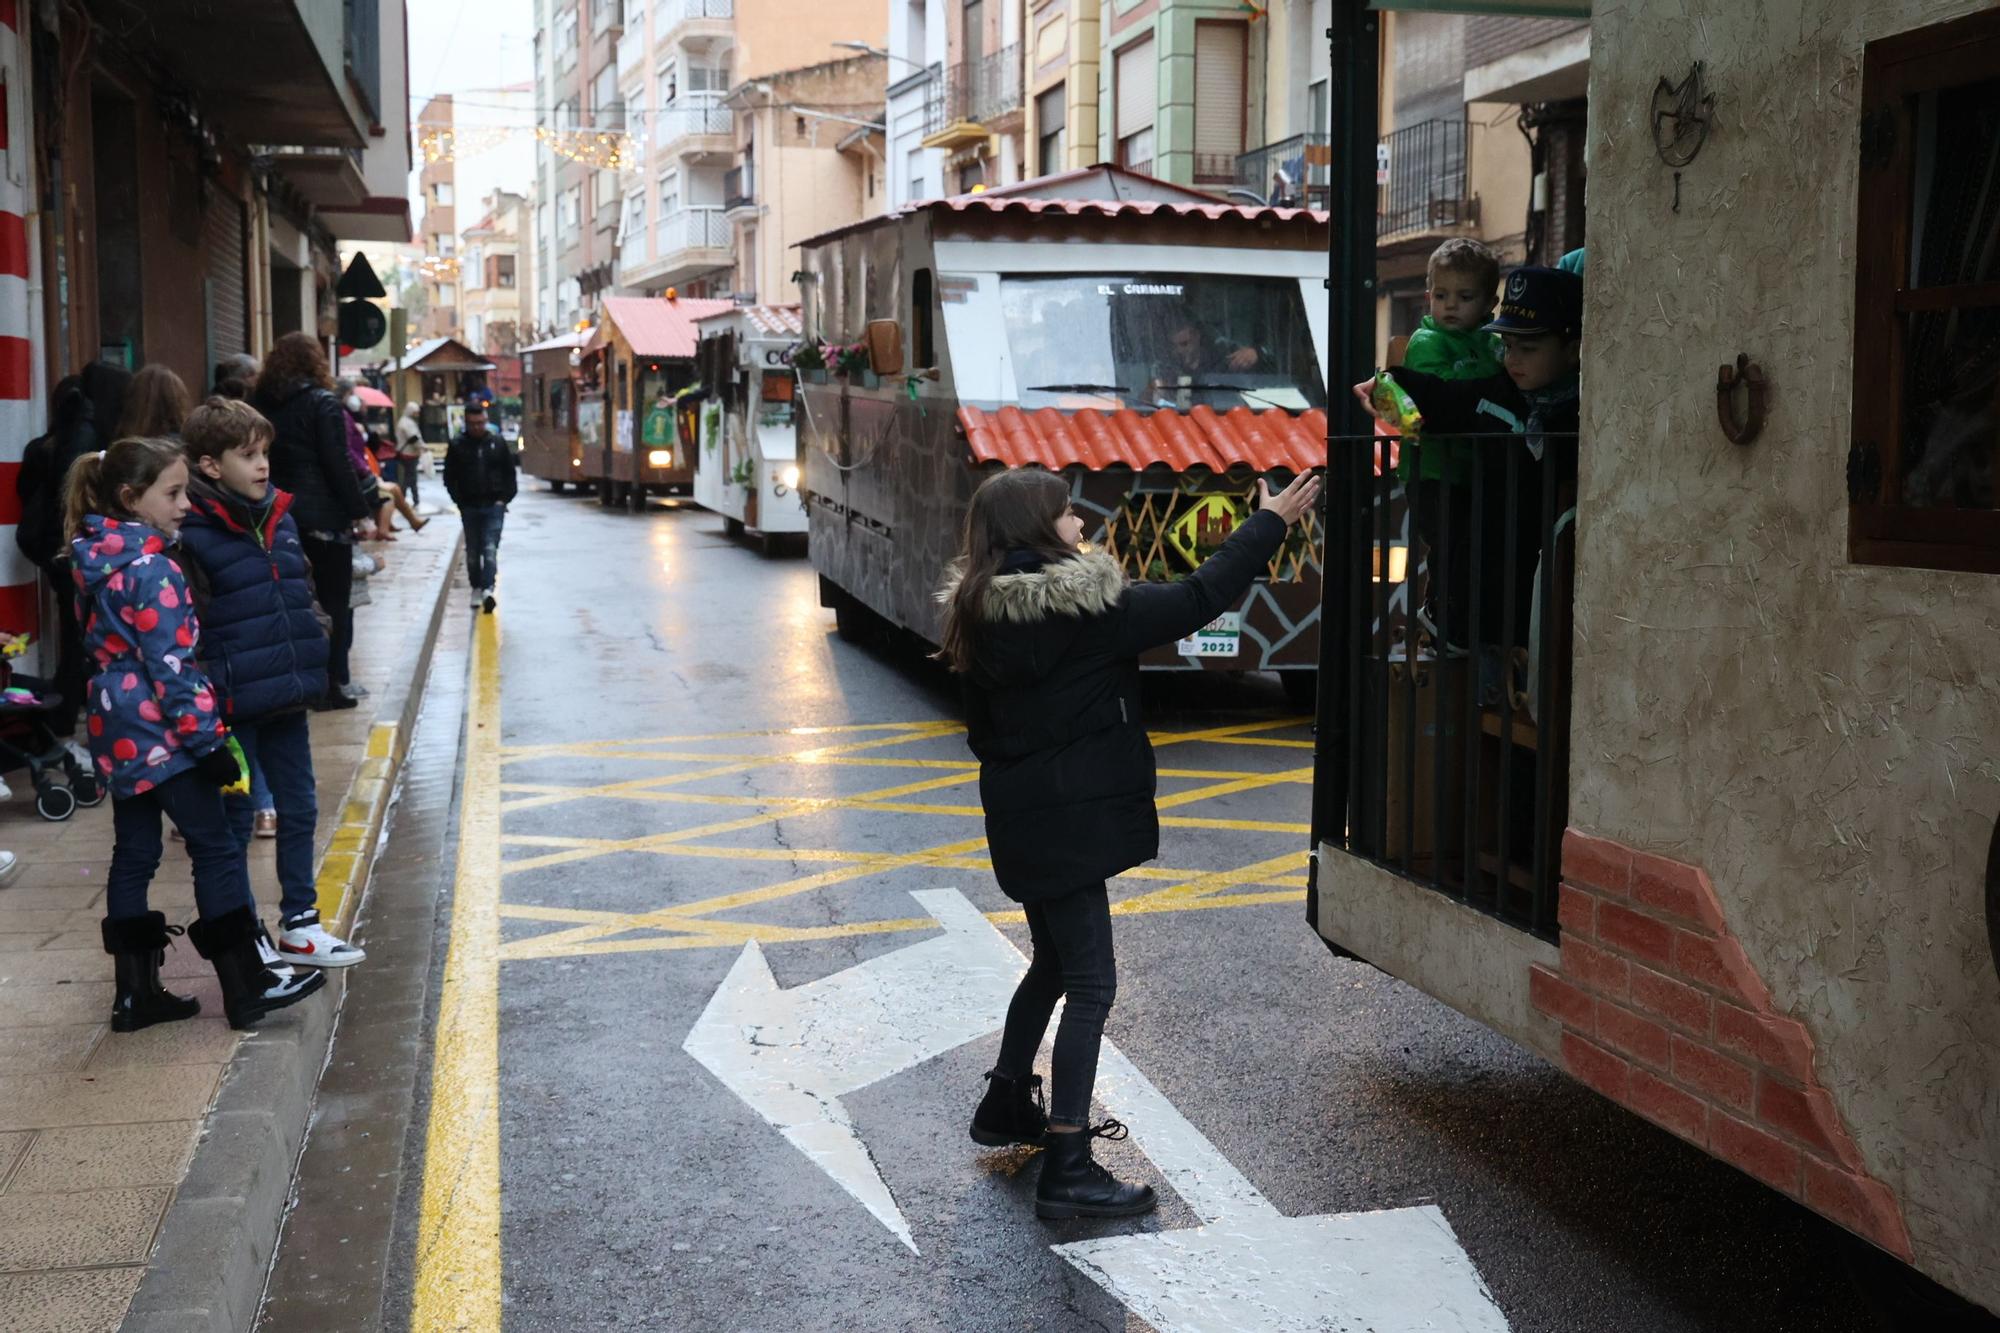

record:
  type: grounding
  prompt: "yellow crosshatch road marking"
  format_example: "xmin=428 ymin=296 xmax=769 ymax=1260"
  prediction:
xmin=493 ymin=714 xmax=1316 ymax=965
xmin=497 ymin=723 xmax=968 ymax=813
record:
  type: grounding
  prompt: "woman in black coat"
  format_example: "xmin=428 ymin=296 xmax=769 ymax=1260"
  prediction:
xmin=937 ymin=465 xmax=1321 ymax=1220
xmin=252 ymin=333 xmax=373 ymax=705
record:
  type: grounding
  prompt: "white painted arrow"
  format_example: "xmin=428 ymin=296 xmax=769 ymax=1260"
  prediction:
xmin=681 ymin=889 xmax=1023 ymax=1252
xmin=683 ymin=888 xmax=1509 ymax=1329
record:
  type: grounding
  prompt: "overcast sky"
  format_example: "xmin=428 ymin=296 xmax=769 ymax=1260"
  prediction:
xmin=404 ymin=0 xmax=541 ymax=209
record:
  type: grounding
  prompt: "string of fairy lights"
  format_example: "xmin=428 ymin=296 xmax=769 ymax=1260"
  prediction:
xmin=417 ymin=123 xmax=643 ymax=173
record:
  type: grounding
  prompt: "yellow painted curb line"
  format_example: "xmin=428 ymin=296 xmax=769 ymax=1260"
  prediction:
xmin=411 ymin=611 xmax=503 ymax=1331
xmin=316 ymin=720 xmax=404 ymax=933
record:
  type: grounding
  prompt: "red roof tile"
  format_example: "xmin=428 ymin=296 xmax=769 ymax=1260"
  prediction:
xmin=596 ymin=295 xmax=737 ymax=359
xmin=960 ymin=405 xmax=1327 ymax=474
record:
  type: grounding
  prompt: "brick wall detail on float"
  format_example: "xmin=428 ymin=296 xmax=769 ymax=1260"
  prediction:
xmin=1531 ymin=830 xmax=1913 ymax=1261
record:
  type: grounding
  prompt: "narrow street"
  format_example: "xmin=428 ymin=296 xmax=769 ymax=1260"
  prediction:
xmin=261 ymin=490 xmax=1907 ymax=1332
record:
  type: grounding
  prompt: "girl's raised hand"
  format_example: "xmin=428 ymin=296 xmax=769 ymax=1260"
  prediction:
xmin=1257 ymin=471 xmax=1323 ymax=526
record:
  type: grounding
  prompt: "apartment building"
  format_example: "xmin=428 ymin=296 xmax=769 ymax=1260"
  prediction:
xmin=416 ymin=96 xmax=460 ymax=340
xmin=721 ymin=54 xmax=886 ymax=306
xmin=534 ymin=0 xmax=630 ymax=333
xmin=1024 ymin=0 xmax=1261 ymax=190
xmin=908 ymin=0 xmax=1025 ymax=196
xmin=613 ymin=0 xmax=886 ymax=299
xmin=461 ymin=191 xmax=534 ymax=355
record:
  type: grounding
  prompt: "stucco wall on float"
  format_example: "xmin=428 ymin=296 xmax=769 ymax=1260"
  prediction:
xmin=1574 ymin=0 xmax=2000 ymax=1305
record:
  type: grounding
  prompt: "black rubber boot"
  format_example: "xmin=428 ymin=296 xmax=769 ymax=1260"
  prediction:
xmin=1035 ymin=1120 xmax=1157 ymax=1220
xmin=101 ymin=913 xmax=201 ymax=1033
xmin=970 ymin=1070 xmax=1048 ymax=1148
xmin=186 ymin=905 xmax=325 ymax=1030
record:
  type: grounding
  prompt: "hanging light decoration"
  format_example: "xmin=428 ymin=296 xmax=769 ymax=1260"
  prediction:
xmin=417 ymin=122 xmax=646 ymax=172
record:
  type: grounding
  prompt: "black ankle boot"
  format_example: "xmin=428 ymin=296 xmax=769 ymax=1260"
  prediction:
xmin=101 ymin=913 xmax=201 ymax=1033
xmin=1035 ymin=1120 xmax=1157 ymax=1220
xmin=970 ymin=1070 xmax=1048 ymax=1148
xmin=186 ymin=906 xmax=326 ymax=1030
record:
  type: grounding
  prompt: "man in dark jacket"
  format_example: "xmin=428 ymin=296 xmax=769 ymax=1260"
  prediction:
xmin=443 ymin=401 xmax=518 ymax=614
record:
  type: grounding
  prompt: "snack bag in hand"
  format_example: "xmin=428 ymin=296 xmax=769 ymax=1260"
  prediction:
xmin=1370 ymin=371 xmax=1424 ymax=439
xmin=221 ymin=734 xmax=251 ymax=797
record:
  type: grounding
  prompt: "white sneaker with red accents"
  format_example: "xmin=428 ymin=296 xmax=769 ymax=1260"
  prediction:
xmin=277 ymin=910 xmax=366 ymax=968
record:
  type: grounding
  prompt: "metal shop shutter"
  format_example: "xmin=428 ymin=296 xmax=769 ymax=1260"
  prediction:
xmin=1194 ymin=23 xmax=1247 ymax=157
xmin=203 ymin=183 xmax=249 ymax=361
xmin=1116 ymin=35 xmax=1156 ymax=141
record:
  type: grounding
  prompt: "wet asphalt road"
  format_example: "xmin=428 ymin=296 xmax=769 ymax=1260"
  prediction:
xmin=270 ymin=487 xmax=1969 ymax=1332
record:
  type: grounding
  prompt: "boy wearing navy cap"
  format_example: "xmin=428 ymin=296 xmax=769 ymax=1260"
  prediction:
xmin=1369 ymin=264 xmax=1583 ymax=648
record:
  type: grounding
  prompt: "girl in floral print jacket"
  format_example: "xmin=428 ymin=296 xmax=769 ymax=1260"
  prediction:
xmin=67 ymin=437 xmax=323 ymax=1033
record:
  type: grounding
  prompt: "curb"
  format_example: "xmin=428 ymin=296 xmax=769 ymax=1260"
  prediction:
xmin=122 ymin=528 xmax=463 ymax=1333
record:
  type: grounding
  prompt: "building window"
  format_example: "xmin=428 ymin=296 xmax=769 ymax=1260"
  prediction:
xmin=626 ymin=192 xmax=646 ymax=239
xmin=1192 ymin=21 xmax=1247 ymax=182
xmin=439 ymin=283 xmax=457 ymax=304
xmin=658 ymin=61 xmax=678 ymax=107
xmin=689 ymin=62 xmax=731 ymax=95
xmin=1115 ymin=36 xmax=1156 ymax=176
xmin=438 ymin=234 xmax=457 ymax=257
xmin=957 ymin=161 xmax=984 ymax=194
xmin=433 ymin=181 xmax=454 ymax=207
xmin=1849 ymin=8 xmax=2000 ymax=573
xmin=559 ymin=187 xmax=582 ymax=237
xmin=556 ymin=5 xmax=579 ymax=61
xmin=659 ymin=169 xmax=680 ymax=218
xmin=1308 ymin=78 xmax=1329 ymax=136
xmin=463 ymin=245 xmax=484 ymax=289
xmin=496 ymin=255 xmax=516 ymax=288
xmin=1037 ymin=84 xmax=1066 ymax=177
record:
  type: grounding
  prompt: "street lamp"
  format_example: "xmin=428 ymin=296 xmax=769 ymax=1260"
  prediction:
xmin=833 ymin=40 xmax=931 ymax=74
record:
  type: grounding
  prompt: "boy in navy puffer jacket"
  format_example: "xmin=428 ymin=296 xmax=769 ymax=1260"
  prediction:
xmin=179 ymin=398 xmax=364 ymax=968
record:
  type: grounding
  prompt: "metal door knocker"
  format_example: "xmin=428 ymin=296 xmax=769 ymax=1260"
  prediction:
xmin=1716 ymin=354 xmax=1766 ymax=445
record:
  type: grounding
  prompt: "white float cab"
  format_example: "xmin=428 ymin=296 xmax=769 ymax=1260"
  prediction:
xmin=691 ymin=303 xmax=809 ymax=556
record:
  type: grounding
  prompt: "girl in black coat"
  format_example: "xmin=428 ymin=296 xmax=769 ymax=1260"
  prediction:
xmin=937 ymin=465 xmax=1321 ymax=1220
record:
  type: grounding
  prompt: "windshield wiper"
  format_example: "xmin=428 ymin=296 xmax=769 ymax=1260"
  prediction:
xmin=1025 ymin=382 xmax=1126 ymax=395
xmin=1165 ymin=383 xmax=1292 ymax=409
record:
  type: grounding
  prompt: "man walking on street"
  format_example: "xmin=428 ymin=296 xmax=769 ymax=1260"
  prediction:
xmin=443 ymin=402 xmax=517 ymax=614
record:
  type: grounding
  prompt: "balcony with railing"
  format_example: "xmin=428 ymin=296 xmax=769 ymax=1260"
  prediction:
xmin=723 ymin=164 xmax=754 ymax=214
xmin=657 ymin=100 xmax=733 ymax=154
xmin=657 ymin=206 xmax=730 ymax=253
xmin=662 ymin=0 xmax=733 ymax=36
xmin=922 ymin=44 xmax=1022 ymax=149
xmin=1235 ymin=132 xmax=1330 ymax=209
xmin=1235 ymin=119 xmax=1474 ymax=238
xmin=1377 ymin=118 xmax=1474 ymax=239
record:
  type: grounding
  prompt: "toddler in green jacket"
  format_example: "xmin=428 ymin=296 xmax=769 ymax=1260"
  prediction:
xmin=1397 ymin=237 xmax=1503 ymax=651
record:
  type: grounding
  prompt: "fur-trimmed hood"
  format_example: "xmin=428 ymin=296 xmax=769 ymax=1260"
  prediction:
xmin=938 ymin=551 xmax=1125 ymax=624
xmin=939 ymin=551 xmax=1126 ymax=687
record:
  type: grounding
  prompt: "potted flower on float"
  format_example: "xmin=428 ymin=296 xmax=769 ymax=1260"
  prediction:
xmin=789 ymin=339 xmax=828 ymax=384
xmin=833 ymin=342 xmax=876 ymax=388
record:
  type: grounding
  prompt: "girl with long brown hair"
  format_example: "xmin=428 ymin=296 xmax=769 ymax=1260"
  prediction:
xmin=938 ymin=464 xmax=1320 ymax=1220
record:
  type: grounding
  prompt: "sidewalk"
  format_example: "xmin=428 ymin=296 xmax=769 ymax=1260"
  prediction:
xmin=0 ymin=518 xmax=463 ymax=1333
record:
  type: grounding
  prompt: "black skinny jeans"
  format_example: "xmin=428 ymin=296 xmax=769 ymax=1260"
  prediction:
xmin=993 ymin=882 xmax=1115 ymax=1128
xmin=301 ymin=535 xmax=354 ymax=688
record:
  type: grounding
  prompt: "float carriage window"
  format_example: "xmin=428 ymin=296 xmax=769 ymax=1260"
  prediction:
xmin=1001 ymin=274 xmax=1327 ymax=413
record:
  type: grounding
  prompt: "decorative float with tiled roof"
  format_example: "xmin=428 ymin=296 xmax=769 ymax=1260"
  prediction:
xmin=793 ymin=166 xmax=1331 ymax=684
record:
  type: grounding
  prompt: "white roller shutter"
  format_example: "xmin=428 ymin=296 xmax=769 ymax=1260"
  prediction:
xmin=1115 ymin=36 xmax=1155 ymax=141
xmin=1194 ymin=22 xmax=1247 ymax=157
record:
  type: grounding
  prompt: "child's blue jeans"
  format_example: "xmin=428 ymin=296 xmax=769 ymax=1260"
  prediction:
xmin=107 ymin=770 xmax=255 ymax=921
xmin=224 ymin=712 xmax=319 ymax=921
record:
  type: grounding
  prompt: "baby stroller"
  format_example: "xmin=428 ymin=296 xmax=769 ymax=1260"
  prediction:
xmin=0 ymin=645 xmax=104 ymax=820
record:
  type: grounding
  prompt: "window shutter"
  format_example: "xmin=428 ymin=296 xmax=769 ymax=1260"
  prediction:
xmin=1116 ymin=37 xmax=1155 ymax=140
xmin=1194 ymin=23 xmax=1246 ymax=157
xmin=201 ymin=184 xmax=248 ymax=360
